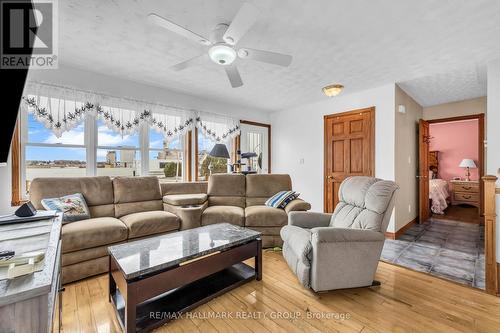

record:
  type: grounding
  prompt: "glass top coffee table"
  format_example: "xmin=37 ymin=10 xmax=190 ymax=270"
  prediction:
xmin=108 ymin=223 xmax=262 ymax=333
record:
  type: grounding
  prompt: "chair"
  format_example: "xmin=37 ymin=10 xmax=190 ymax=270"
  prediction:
xmin=280 ymin=176 xmax=398 ymax=292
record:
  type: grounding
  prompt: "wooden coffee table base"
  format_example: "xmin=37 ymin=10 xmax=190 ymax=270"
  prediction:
xmin=109 ymin=238 xmax=262 ymax=333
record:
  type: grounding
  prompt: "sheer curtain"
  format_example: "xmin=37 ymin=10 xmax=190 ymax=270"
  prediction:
xmin=196 ymin=111 xmax=240 ymax=142
xmin=22 ymin=82 xmax=239 ymax=140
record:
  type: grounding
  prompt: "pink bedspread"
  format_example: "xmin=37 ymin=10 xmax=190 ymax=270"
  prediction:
xmin=429 ymin=179 xmax=449 ymax=214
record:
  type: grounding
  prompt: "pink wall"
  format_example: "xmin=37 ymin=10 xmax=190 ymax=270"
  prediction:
xmin=429 ymin=119 xmax=479 ymax=181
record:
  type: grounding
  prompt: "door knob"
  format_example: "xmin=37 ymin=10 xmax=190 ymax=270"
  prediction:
xmin=326 ymin=175 xmax=334 ymax=180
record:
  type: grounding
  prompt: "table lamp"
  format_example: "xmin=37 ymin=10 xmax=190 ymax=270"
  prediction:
xmin=459 ymin=158 xmax=477 ymax=181
xmin=209 ymin=144 xmax=230 ymax=174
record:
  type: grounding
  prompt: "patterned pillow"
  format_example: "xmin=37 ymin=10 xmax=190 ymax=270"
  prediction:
xmin=41 ymin=193 xmax=90 ymax=224
xmin=278 ymin=192 xmax=300 ymax=209
xmin=265 ymin=191 xmax=299 ymax=209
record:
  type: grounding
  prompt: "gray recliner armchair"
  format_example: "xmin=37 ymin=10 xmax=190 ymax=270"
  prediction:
xmin=280 ymin=176 xmax=398 ymax=292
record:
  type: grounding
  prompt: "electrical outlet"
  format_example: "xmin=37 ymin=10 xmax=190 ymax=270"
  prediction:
xmin=408 ymin=155 xmax=411 ymax=164
xmin=408 ymin=204 xmax=412 ymax=213
xmin=299 ymin=158 xmax=305 ymax=165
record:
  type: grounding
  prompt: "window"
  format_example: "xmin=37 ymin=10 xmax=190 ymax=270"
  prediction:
xmin=148 ymin=129 xmax=184 ymax=182
xmin=197 ymin=131 xmax=230 ymax=181
xmin=18 ymin=97 xmax=190 ymax=199
xmin=23 ymin=113 xmax=87 ymax=193
xmin=15 ymin=87 xmax=240 ymax=201
xmin=96 ymin=119 xmax=141 ymax=177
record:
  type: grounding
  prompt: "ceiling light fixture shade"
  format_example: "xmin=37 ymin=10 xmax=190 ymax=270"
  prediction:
xmin=208 ymin=44 xmax=237 ymax=65
xmin=322 ymin=84 xmax=344 ymax=97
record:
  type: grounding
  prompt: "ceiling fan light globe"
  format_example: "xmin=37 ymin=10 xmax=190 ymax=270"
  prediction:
xmin=208 ymin=44 xmax=236 ymax=65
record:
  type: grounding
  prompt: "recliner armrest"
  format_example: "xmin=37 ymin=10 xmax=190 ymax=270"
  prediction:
xmin=284 ymin=199 xmax=312 ymax=214
xmin=288 ymin=211 xmax=332 ymax=229
xmin=310 ymin=227 xmax=385 ymax=243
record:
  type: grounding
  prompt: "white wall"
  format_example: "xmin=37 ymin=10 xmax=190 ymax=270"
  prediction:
xmin=0 ymin=65 xmax=270 ymax=215
xmin=270 ymin=84 xmax=397 ymax=230
xmin=486 ymin=59 xmax=500 ymax=261
xmin=394 ymin=86 xmax=423 ymax=231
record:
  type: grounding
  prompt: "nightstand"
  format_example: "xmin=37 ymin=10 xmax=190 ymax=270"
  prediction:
xmin=450 ymin=180 xmax=479 ymax=208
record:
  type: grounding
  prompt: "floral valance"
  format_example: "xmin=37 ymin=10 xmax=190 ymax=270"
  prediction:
xmin=22 ymin=82 xmax=239 ymax=142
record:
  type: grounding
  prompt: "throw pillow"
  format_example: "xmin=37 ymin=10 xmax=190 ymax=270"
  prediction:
xmin=265 ymin=191 xmax=298 ymax=209
xmin=41 ymin=193 xmax=90 ymax=224
xmin=278 ymin=192 xmax=300 ymax=209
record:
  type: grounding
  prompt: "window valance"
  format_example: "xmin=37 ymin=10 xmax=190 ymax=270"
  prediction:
xmin=22 ymin=82 xmax=239 ymax=141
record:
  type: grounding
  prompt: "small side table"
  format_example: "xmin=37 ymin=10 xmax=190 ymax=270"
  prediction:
xmin=450 ymin=180 xmax=480 ymax=208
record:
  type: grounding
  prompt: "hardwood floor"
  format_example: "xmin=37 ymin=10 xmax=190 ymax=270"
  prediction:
xmin=432 ymin=204 xmax=480 ymax=224
xmin=60 ymin=251 xmax=500 ymax=333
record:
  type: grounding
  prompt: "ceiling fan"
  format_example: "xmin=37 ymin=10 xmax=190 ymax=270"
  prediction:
xmin=148 ymin=3 xmax=292 ymax=88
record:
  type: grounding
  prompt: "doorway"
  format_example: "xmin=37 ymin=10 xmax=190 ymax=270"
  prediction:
xmin=419 ymin=114 xmax=485 ymax=222
xmin=239 ymin=120 xmax=271 ymax=174
xmin=323 ymin=107 xmax=375 ymax=213
xmin=382 ymin=113 xmax=486 ymax=290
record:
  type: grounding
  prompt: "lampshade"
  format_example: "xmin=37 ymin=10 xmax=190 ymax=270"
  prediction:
xmin=459 ymin=159 xmax=477 ymax=168
xmin=209 ymin=144 xmax=230 ymax=159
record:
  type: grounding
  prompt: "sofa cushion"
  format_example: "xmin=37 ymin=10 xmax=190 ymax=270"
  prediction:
xmin=161 ymin=182 xmax=207 ymax=195
xmin=246 ymin=174 xmax=292 ymax=197
xmin=62 ymin=217 xmax=128 ymax=253
xmin=202 ymin=206 xmax=245 ymax=226
xmin=207 ymin=174 xmax=246 ymax=196
xmin=113 ymin=176 xmax=162 ymax=203
xmin=119 ymin=211 xmax=179 ymax=239
xmin=245 ymin=205 xmax=288 ymax=227
xmin=29 ymin=176 xmax=115 ymax=217
xmin=245 ymin=174 xmax=292 ymax=206
xmin=163 ymin=193 xmax=207 ymax=206
xmin=115 ymin=200 xmax=163 ymax=218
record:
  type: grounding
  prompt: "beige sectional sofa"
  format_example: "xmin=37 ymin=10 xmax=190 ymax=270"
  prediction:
xmin=30 ymin=173 xmax=310 ymax=284
xmin=165 ymin=174 xmax=311 ymax=248
xmin=30 ymin=176 xmax=179 ymax=284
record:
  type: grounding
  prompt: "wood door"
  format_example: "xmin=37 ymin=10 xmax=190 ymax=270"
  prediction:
xmin=418 ymin=119 xmax=431 ymax=223
xmin=324 ymin=108 xmax=375 ymax=213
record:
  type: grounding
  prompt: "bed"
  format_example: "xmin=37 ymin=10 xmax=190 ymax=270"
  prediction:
xmin=428 ymin=151 xmax=450 ymax=214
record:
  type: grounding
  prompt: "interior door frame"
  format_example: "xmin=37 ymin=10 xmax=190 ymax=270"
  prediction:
xmin=239 ymin=120 xmax=272 ymax=173
xmin=323 ymin=107 xmax=375 ymax=212
xmin=424 ymin=114 xmax=485 ymax=217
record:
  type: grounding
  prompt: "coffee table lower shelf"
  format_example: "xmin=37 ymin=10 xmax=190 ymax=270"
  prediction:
xmin=110 ymin=261 xmax=259 ymax=332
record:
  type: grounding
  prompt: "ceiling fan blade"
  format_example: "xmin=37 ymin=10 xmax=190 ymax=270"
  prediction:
xmin=148 ymin=13 xmax=211 ymax=46
xmin=170 ymin=54 xmax=206 ymax=71
xmin=223 ymin=3 xmax=259 ymax=45
xmin=238 ymin=48 xmax=292 ymax=67
xmin=224 ymin=65 xmax=243 ymax=88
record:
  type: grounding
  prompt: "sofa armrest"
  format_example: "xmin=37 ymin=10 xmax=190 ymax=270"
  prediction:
xmin=310 ymin=227 xmax=385 ymax=243
xmin=288 ymin=211 xmax=332 ymax=229
xmin=284 ymin=199 xmax=312 ymax=214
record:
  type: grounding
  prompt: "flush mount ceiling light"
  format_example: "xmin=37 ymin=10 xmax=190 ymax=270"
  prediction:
xmin=322 ymin=84 xmax=344 ymax=97
xmin=208 ymin=44 xmax=237 ymax=65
